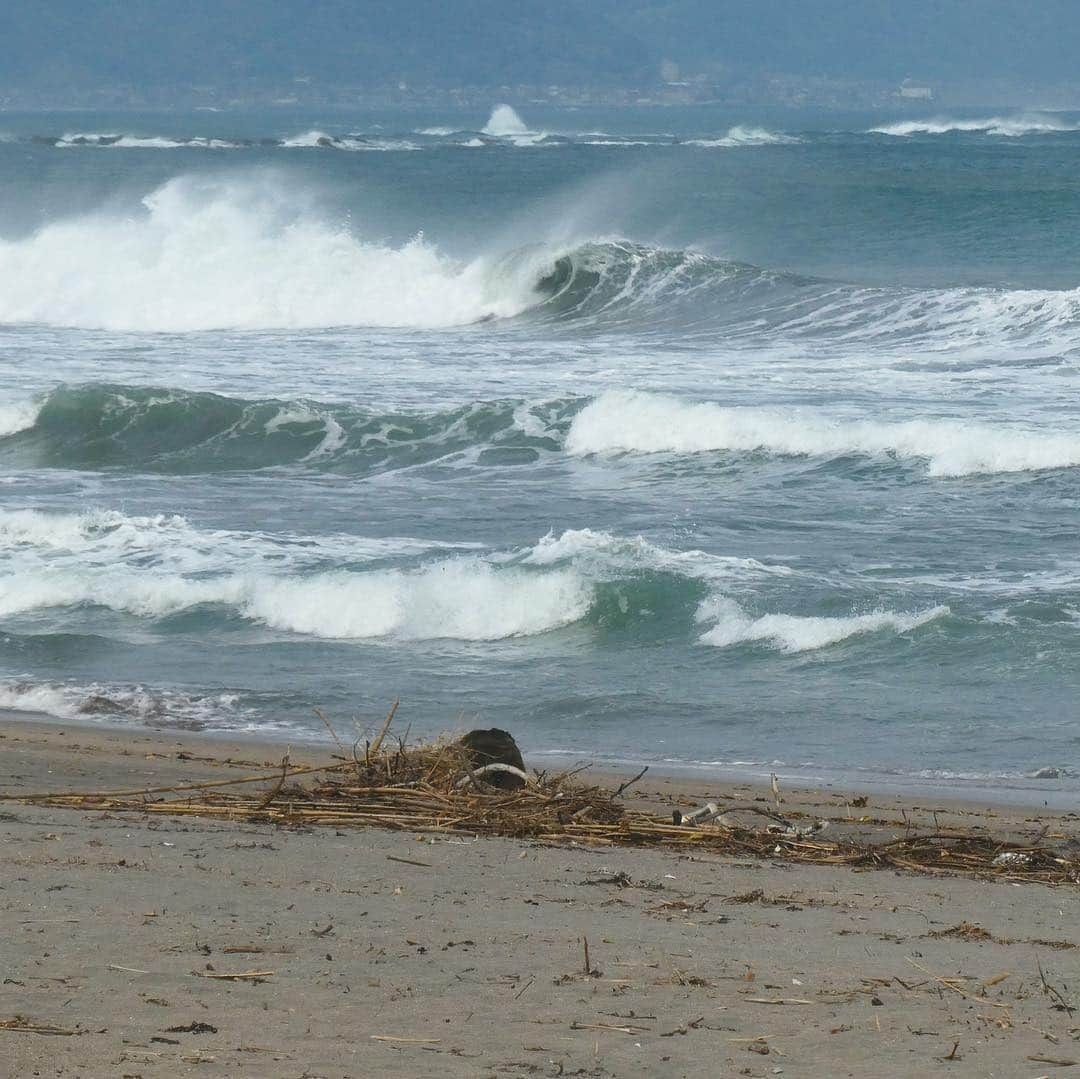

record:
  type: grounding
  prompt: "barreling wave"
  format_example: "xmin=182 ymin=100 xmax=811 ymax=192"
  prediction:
xmin=871 ymin=114 xmax=1079 ymax=137
xmin=3 ymin=172 xmax=1080 ymax=344
xmin=566 ymin=390 xmax=1080 ymax=477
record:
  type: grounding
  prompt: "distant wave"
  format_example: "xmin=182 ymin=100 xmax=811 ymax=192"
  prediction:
xmin=54 ymin=131 xmax=241 ymax=149
xmin=687 ymin=126 xmax=798 ymax=148
xmin=280 ymin=130 xmax=420 ymax=151
xmin=566 ymin=390 xmax=1080 ymax=477
xmin=871 ymin=113 xmax=1079 ymax=137
xmin=696 ymin=595 xmax=950 ymax=653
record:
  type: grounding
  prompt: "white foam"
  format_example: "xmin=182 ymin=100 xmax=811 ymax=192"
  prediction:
xmin=688 ymin=126 xmax=798 ymax=148
xmin=244 ymin=561 xmax=592 ymax=639
xmin=521 ymin=527 xmax=788 ymax=582
xmin=696 ymin=596 xmax=949 ymax=653
xmin=0 ymin=679 xmax=251 ymax=728
xmin=0 ymin=510 xmax=593 ymax=640
xmin=483 ymin=105 xmax=529 ymax=137
xmin=481 ymin=104 xmax=547 ymax=146
xmin=281 ymin=129 xmax=337 ymax=147
xmin=0 ymin=561 xmax=592 ymax=640
xmin=282 ymin=131 xmax=419 ymax=151
xmin=0 ymin=397 xmax=42 ymax=437
xmin=0 ymin=174 xmax=543 ymax=331
xmin=871 ymin=114 xmax=1077 ymax=137
xmin=565 ymin=390 xmax=1080 ymax=477
xmin=0 ymin=507 xmax=477 ymax=572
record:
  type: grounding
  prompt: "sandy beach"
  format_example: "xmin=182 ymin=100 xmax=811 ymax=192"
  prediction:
xmin=1 ymin=714 xmax=1078 ymax=1078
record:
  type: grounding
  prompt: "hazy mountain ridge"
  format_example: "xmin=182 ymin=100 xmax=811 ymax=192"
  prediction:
xmin=2 ymin=1 xmax=1078 ymax=106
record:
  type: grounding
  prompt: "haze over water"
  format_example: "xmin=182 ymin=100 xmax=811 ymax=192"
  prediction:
xmin=1 ymin=104 xmax=1078 ymax=797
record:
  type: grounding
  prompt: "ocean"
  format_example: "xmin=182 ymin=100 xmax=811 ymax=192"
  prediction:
xmin=1 ymin=103 xmax=1078 ymax=799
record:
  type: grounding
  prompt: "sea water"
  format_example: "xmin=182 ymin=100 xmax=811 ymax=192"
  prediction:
xmin=1 ymin=104 xmax=1078 ymax=797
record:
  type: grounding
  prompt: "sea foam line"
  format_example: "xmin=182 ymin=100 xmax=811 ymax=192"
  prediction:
xmin=565 ymin=390 xmax=1080 ymax=477
xmin=696 ymin=596 xmax=950 ymax=653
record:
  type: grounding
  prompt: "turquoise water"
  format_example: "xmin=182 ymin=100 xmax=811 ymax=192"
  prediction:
xmin=1 ymin=105 xmax=1078 ymax=795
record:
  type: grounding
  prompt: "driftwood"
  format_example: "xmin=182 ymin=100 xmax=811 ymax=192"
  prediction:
xmin=2 ymin=733 xmax=1078 ymax=886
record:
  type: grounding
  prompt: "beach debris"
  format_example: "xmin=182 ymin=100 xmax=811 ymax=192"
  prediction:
xmin=0 ymin=1015 xmax=89 ymax=1036
xmin=673 ymin=801 xmax=721 ymax=826
xmin=992 ymin=852 xmax=1033 ymax=868
xmin=3 ymin=716 xmax=1079 ymax=885
xmin=456 ymin=728 xmax=527 ymax=790
xmin=165 ymin=1021 xmax=217 ymax=1035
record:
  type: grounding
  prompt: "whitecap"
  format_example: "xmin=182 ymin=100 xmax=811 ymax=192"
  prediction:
xmin=696 ymin=596 xmax=949 ymax=653
xmin=565 ymin=390 xmax=1080 ymax=477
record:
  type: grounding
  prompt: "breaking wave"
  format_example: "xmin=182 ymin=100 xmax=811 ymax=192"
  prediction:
xmin=0 ymin=175 xmax=545 ymax=331
xmin=0 ymin=511 xmax=795 ymax=642
xmin=566 ymin=390 xmax=1080 ymax=477
xmin=2 ymin=168 xmax=1079 ymax=343
xmin=0 ymin=509 xmax=950 ymax=657
xmin=695 ymin=596 xmax=950 ymax=653
xmin=7 ymin=384 xmax=1080 ymax=478
xmin=871 ymin=114 xmax=1079 ymax=137
xmin=687 ymin=126 xmax=798 ymax=148
xmin=0 ymin=678 xmax=258 ymax=730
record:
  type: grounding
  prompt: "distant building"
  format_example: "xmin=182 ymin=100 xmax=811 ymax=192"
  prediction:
xmin=898 ymin=79 xmax=933 ymax=100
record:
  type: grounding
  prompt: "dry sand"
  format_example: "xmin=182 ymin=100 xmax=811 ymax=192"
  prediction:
xmin=1 ymin=715 xmax=1078 ymax=1078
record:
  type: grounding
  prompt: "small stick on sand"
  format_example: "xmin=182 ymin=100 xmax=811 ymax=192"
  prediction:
xmin=369 ymin=700 xmax=399 ymax=759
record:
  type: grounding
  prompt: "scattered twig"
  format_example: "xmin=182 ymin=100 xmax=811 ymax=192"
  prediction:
xmin=1038 ymin=960 xmax=1076 ymax=1017
xmin=386 ymin=854 xmax=432 ymax=868
xmin=369 ymin=700 xmax=399 ymax=758
xmin=613 ymin=766 xmax=649 ymax=799
xmin=190 ymin=970 xmax=274 ymax=982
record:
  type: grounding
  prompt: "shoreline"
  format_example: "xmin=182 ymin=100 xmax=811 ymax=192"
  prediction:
xmin=1 ymin=712 xmax=1078 ymax=1077
xmin=2 ymin=706 xmax=1076 ymax=814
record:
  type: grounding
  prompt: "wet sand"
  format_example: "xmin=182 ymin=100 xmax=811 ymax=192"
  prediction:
xmin=1 ymin=715 xmax=1078 ymax=1078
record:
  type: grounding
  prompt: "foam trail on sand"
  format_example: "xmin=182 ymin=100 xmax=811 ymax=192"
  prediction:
xmin=565 ymin=390 xmax=1080 ymax=477
xmin=696 ymin=596 xmax=950 ymax=653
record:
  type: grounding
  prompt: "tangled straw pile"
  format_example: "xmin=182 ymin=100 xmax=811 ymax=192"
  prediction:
xmin=4 ymin=731 xmax=1079 ymax=886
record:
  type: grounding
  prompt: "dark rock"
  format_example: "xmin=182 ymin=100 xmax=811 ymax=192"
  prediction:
xmin=458 ymin=728 xmax=526 ymax=789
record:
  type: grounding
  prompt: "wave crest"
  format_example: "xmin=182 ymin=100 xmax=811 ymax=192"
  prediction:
xmin=696 ymin=596 xmax=950 ymax=653
xmin=0 ymin=175 xmax=541 ymax=331
xmin=871 ymin=114 xmax=1078 ymax=137
xmin=566 ymin=390 xmax=1080 ymax=477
